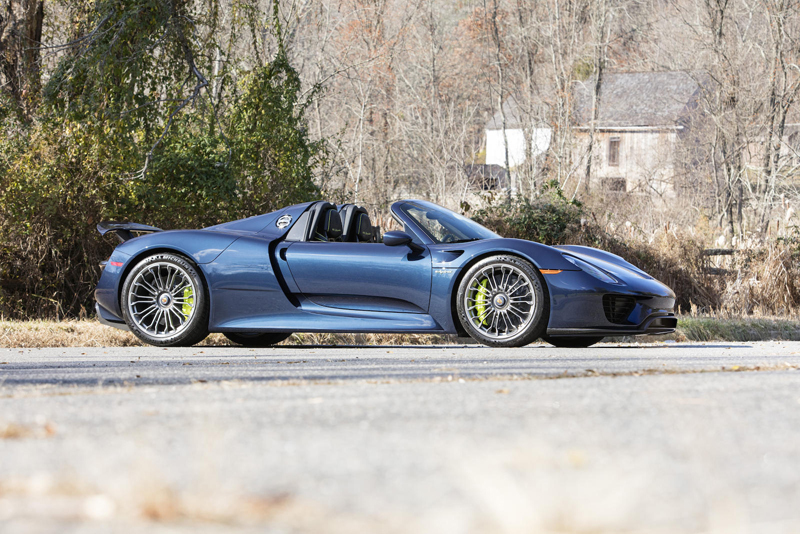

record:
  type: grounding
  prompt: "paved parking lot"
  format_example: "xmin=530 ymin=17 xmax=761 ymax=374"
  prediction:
xmin=1 ymin=342 xmax=800 ymax=533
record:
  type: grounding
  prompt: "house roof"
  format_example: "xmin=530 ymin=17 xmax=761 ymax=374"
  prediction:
xmin=486 ymin=96 xmax=524 ymax=130
xmin=573 ymin=71 xmax=705 ymax=128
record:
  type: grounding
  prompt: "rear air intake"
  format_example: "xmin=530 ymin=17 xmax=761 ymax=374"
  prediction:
xmin=603 ymin=294 xmax=636 ymax=324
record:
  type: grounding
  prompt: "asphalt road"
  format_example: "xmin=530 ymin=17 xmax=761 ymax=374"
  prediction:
xmin=1 ymin=341 xmax=800 ymax=533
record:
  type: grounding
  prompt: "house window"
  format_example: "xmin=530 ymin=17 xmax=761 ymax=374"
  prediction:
xmin=603 ymin=177 xmax=626 ymax=192
xmin=608 ymin=137 xmax=620 ymax=166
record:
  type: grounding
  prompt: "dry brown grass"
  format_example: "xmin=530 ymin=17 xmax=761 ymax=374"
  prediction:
xmin=0 ymin=319 xmax=151 ymax=348
xmin=2 ymin=316 xmax=800 ymax=348
xmin=0 ymin=320 xmax=459 ymax=348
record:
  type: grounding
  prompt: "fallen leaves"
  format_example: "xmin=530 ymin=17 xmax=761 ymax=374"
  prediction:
xmin=0 ymin=420 xmax=57 ymax=439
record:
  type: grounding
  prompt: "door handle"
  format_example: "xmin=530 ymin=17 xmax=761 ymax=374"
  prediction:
xmin=279 ymin=248 xmax=288 ymax=261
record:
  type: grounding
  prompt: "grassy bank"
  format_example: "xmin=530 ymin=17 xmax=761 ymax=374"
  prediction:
xmin=2 ymin=317 xmax=800 ymax=348
xmin=0 ymin=320 xmax=456 ymax=349
xmin=674 ymin=316 xmax=800 ymax=342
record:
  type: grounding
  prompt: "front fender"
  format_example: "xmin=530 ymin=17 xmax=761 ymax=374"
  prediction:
xmin=431 ymin=238 xmax=578 ymax=271
xmin=427 ymin=238 xmax=579 ymax=333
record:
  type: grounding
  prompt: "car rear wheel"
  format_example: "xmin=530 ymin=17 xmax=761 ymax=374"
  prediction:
xmin=121 ymin=253 xmax=209 ymax=347
xmin=224 ymin=332 xmax=291 ymax=347
xmin=542 ymin=335 xmax=604 ymax=348
xmin=456 ymin=255 xmax=548 ymax=348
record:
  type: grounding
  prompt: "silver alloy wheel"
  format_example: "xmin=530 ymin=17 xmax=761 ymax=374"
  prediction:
xmin=463 ymin=263 xmax=536 ymax=340
xmin=126 ymin=261 xmax=197 ymax=339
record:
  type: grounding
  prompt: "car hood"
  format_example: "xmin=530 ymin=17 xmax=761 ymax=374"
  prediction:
xmin=556 ymin=244 xmax=675 ymax=296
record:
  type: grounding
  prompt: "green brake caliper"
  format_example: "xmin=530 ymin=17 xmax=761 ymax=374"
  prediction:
xmin=471 ymin=279 xmax=490 ymax=326
xmin=182 ymin=286 xmax=194 ymax=319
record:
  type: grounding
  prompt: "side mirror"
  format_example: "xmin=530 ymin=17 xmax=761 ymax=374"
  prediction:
xmin=383 ymin=231 xmax=423 ymax=252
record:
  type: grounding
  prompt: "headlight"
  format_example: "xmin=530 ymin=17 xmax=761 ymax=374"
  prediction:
xmin=563 ymin=255 xmax=619 ymax=284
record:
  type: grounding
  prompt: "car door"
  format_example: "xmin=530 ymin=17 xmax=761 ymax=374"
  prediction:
xmin=282 ymin=242 xmax=432 ymax=313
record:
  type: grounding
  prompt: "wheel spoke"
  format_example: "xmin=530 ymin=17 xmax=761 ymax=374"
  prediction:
xmin=165 ymin=268 xmax=177 ymax=293
xmin=135 ymin=304 xmax=158 ymax=321
xmin=502 ymin=311 xmax=512 ymax=334
xmin=165 ymin=307 xmax=174 ymax=331
xmin=134 ymin=281 xmax=157 ymax=295
xmin=508 ymin=304 xmax=529 ymax=317
xmin=499 ymin=267 xmax=510 ymax=291
xmin=485 ymin=268 xmax=498 ymax=291
xmin=475 ymin=307 xmax=492 ymax=325
xmin=152 ymin=267 xmax=165 ymax=291
xmin=490 ymin=310 xmax=499 ymax=333
xmin=147 ymin=309 xmax=160 ymax=331
xmin=505 ymin=279 xmax=526 ymax=295
xmin=168 ymin=307 xmax=186 ymax=326
xmin=471 ymin=284 xmax=490 ymax=297
xmin=507 ymin=306 xmax=525 ymax=322
xmin=171 ymin=283 xmax=191 ymax=296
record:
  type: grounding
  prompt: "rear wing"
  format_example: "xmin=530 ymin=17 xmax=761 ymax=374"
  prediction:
xmin=97 ymin=221 xmax=162 ymax=242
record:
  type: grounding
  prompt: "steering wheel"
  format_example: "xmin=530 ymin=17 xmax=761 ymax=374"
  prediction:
xmin=441 ymin=233 xmax=458 ymax=243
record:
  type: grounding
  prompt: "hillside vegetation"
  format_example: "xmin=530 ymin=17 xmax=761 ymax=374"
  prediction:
xmin=2 ymin=0 xmax=800 ymax=319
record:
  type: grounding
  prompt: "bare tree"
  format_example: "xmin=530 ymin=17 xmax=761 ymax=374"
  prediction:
xmin=0 ymin=0 xmax=44 ymax=114
xmin=757 ymin=0 xmax=800 ymax=231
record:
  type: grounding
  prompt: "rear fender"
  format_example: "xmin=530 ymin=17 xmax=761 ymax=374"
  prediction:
xmin=114 ymin=230 xmax=239 ymax=265
xmin=98 ymin=231 xmax=239 ymax=319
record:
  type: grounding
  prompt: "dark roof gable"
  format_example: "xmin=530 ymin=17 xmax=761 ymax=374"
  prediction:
xmin=573 ymin=71 xmax=705 ymax=128
xmin=486 ymin=96 xmax=523 ymax=130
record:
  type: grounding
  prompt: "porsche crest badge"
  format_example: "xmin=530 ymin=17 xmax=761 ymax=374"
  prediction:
xmin=276 ymin=214 xmax=293 ymax=229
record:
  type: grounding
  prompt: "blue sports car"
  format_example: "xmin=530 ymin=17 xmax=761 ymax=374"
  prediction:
xmin=94 ymin=199 xmax=677 ymax=348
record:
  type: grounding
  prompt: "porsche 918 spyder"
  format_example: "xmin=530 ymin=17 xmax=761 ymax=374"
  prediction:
xmin=94 ymin=199 xmax=677 ymax=348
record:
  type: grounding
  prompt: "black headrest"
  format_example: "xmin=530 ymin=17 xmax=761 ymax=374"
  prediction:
xmin=338 ymin=204 xmax=372 ymax=242
xmin=307 ymin=201 xmax=337 ymax=241
xmin=355 ymin=212 xmax=373 ymax=242
xmin=319 ymin=208 xmax=342 ymax=240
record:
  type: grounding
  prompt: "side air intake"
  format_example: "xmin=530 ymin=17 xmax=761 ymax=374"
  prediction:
xmin=602 ymin=294 xmax=636 ymax=324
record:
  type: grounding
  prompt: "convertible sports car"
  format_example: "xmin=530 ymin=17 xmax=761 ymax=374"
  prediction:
xmin=94 ymin=199 xmax=677 ymax=348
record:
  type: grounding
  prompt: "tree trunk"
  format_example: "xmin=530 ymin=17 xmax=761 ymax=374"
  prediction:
xmin=0 ymin=0 xmax=44 ymax=112
xmin=580 ymin=0 xmax=607 ymax=197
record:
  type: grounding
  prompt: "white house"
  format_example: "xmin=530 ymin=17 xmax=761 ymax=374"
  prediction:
xmin=572 ymin=71 xmax=705 ymax=195
xmin=485 ymin=71 xmax=707 ymax=195
xmin=484 ymin=96 xmax=552 ymax=170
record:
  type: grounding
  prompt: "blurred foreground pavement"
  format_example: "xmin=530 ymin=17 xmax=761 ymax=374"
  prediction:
xmin=1 ymin=342 xmax=800 ymax=533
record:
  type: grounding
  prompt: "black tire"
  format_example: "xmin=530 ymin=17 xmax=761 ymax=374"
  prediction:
xmin=456 ymin=255 xmax=549 ymax=348
xmin=542 ymin=335 xmax=604 ymax=348
xmin=224 ymin=332 xmax=291 ymax=347
xmin=121 ymin=253 xmax=209 ymax=347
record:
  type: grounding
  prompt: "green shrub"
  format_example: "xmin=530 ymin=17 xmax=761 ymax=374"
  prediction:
xmin=125 ymin=130 xmax=239 ymax=230
xmin=0 ymin=118 xmax=116 ymax=318
xmin=0 ymin=59 xmax=324 ymax=319
xmin=472 ymin=184 xmax=584 ymax=245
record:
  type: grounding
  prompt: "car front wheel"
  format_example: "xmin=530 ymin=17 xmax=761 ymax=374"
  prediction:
xmin=456 ymin=255 xmax=548 ymax=348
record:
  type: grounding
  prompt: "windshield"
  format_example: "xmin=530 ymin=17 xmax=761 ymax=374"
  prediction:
xmin=398 ymin=202 xmax=499 ymax=244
